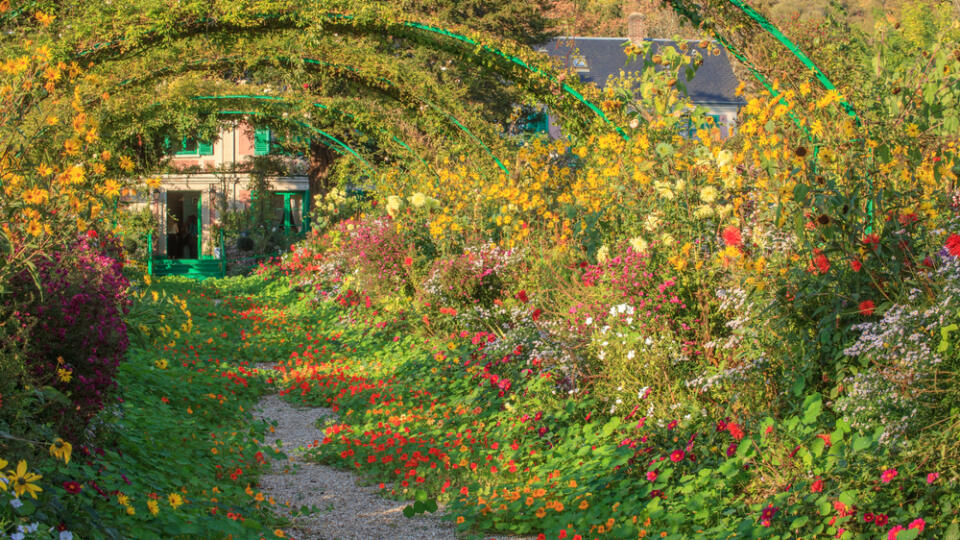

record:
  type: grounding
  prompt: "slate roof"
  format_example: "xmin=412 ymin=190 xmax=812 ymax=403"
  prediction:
xmin=537 ymin=37 xmax=744 ymax=106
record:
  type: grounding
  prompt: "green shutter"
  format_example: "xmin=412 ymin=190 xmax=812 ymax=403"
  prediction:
xmin=254 ymin=128 xmax=271 ymax=156
xmin=199 ymin=141 xmax=214 ymax=155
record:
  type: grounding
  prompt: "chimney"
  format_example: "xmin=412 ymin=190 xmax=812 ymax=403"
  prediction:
xmin=628 ymin=13 xmax=644 ymax=43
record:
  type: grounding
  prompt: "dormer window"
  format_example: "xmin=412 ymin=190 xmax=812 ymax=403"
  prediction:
xmin=572 ymin=55 xmax=589 ymax=72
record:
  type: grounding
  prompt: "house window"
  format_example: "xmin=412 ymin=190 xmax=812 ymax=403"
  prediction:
xmin=166 ymin=136 xmax=214 ymax=156
xmin=572 ymin=55 xmax=589 ymax=73
xmin=254 ymin=128 xmax=271 ymax=156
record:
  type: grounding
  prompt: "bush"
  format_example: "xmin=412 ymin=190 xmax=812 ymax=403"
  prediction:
xmin=5 ymin=233 xmax=130 ymax=441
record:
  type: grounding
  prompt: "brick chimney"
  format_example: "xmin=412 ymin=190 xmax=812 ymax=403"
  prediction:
xmin=628 ymin=13 xmax=644 ymax=43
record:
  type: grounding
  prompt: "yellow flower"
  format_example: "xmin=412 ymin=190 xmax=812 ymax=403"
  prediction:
xmin=117 ymin=493 xmax=130 ymax=506
xmin=49 ymin=437 xmax=72 ymax=464
xmin=155 ymin=359 xmax=168 ymax=369
xmin=9 ymin=461 xmax=43 ymax=498
xmin=148 ymin=499 xmax=160 ymax=515
xmin=34 ymin=10 xmax=55 ymax=25
xmin=125 ymin=505 xmax=135 ymax=516
xmin=145 ymin=177 xmax=161 ymax=189
xmin=168 ymin=492 xmax=184 ymax=509
xmin=660 ymin=233 xmax=675 ymax=247
xmin=26 ymin=220 xmax=43 ymax=237
xmin=119 ymin=155 xmax=134 ymax=172
xmin=274 ymin=530 xmax=286 ymax=538
xmin=23 ymin=188 xmax=49 ymax=205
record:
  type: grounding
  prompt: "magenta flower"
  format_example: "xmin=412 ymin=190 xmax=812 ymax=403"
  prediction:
xmin=887 ymin=525 xmax=905 ymax=540
xmin=880 ymin=468 xmax=898 ymax=483
xmin=927 ymin=472 xmax=940 ymax=484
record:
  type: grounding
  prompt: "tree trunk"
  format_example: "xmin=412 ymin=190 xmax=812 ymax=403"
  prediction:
xmin=307 ymin=142 xmax=338 ymax=213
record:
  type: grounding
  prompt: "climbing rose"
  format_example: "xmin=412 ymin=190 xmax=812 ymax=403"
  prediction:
xmin=881 ymin=468 xmax=898 ymax=483
xmin=722 ymin=226 xmax=742 ymax=247
xmin=946 ymin=233 xmax=960 ymax=257
xmin=859 ymin=300 xmax=876 ymax=316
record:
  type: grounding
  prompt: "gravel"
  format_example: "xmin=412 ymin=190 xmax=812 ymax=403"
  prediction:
xmin=254 ymin=365 xmax=534 ymax=540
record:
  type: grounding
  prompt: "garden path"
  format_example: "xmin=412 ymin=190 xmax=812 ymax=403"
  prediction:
xmin=253 ymin=368 xmax=458 ymax=540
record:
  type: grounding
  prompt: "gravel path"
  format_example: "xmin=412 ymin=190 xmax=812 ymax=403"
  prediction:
xmin=254 ymin=393 xmax=459 ymax=540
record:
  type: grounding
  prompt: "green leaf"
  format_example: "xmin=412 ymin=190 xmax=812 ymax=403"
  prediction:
xmin=802 ymin=394 xmax=823 ymax=424
xmin=790 ymin=516 xmax=809 ymax=529
xmin=402 ymin=505 xmax=415 ymax=518
xmin=601 ymin=417 xmax=620 ymax=438
xmin=852 ymin=435 xmax=872 ymax=453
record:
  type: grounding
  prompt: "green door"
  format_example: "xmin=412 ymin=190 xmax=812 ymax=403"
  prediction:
xmin=196 ymin=196 xmax=203 ymax=259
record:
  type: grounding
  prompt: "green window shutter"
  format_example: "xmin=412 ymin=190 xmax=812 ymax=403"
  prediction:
xmin=199 ymin=141 xmax=214 ymax=155
xmin=254 ymin=128 xmax=271 ymax=156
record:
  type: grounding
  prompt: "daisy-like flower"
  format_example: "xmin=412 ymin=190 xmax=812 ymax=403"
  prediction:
xmin=9 ymin=461 xmax=43 ymax=499
xmin=49 ymin=438 xmax=72 ymax=464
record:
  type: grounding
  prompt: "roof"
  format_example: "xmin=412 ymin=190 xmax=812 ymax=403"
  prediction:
xmin=537 ymin=37 xmax=744 ymax=106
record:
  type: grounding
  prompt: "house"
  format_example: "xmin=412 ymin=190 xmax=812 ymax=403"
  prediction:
xmin=532 ymin=21 xmax=744 ymax=138
xmin=129 ymin=122 xmax=311 ymax=278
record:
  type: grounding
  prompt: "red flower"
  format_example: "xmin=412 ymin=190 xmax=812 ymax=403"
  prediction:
xmin=670 ymin=450 xmax=685 ymax=462
xmin=858 ymin=300 xmax=876 ymax=316
xmin=63 ymin=481 xmax=82 ymax=494
xmin=946 ymin=233 xmax=960 ymax=257
xmin=862 ymin=233 xmax=880 ymax=248
xmin=531 ymin=308 xmax=542 ymax=321
xmin=516 ymin=290 xmax=529 ymax=303
xmin=722 ymin=226 xmax=742 ymax=247
xmin=875 ymin=514 xmax=889 ymax=526
xmin=727 ymin=422 xmax=744 ymax=441
xmin=813 ymin=252 xmax=831 ymax=274
xmin=850 ymin=259 xmax=862 ymax=272
xmin=811 ymin=478 xmax=823 ymax=493
xmin=86 ymin=229 xmax=97 ymax=238
xmin=817 ymin=433 xmax=832 ymax=447
xmin=403 ymin=256 xmax=413 ymax=266
xmin=864 ymin=512 xmax=875 ymax=523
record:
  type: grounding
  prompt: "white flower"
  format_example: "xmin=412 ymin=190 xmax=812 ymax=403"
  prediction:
xmin=585 ymin=317 xmax=593 ymax=326
xmin=10 ymin=498 xmax=23 ymax=509
xmin=408 ymin=192 xmax=428 ymax=208
xmin=716 ymin=149 xmax=733 ymax=167
xmin=597 ymin=245 xmax=610 ymax=263
xmin=644 ymin=214 xmax=662 ymax=232
xmin=627 ymin=350 xmax=635 ymax=359
xmin=699 ymin=186 xmax=718 ymax=204
xmin=660 ymin=233 xmax=675 ymax=247
xmin=629 ymin=236 xmax=648 ymax=253
xmin=60 ymin=531 xmax=74 ymax=540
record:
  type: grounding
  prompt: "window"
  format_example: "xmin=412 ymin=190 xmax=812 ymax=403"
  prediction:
xmin=165 ymin=136 xmax=214 ymax=156
xmin=254 ymin=128 xmax=271 ymax=156
xmin=572 ymin=55 xmax=589 ymax=73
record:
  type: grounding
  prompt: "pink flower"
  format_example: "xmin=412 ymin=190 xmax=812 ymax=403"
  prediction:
xmin=909 ymin=518 xmax=925 ymax=532
xmin=927 ymin=472 xmax=940 ymax=484
xmin=887 ymin=525 xmax=905 ymax=540
xmin=667 ymin=420 xmax=678 ymax=430
xmin=881 ymin=468 xmax=898 ymax=483
xmin=646 ymin=470 xmax=658 ymax=482
xmin=726 ymin=443 xmax=738 ymax=457
xmin=670 ymin=450 xmax=685 ymax=462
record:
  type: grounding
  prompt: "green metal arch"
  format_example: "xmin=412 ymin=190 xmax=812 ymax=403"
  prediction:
xmin=72 ymin=11 xmax=627 ymax=140
xmin=102 ymin=53 xmax=509 ymax=173
xmin=192 ymin=94 xmax=434 ymax=174
xmin=214 ymin=110 xmax=375 ymax=172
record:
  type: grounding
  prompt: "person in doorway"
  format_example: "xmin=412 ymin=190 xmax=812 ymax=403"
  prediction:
xmin=182 ymin=215 xmax=198 ymax=259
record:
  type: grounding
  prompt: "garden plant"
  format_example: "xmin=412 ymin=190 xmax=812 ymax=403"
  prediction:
xmin=1 ymin=0 xmax=959 ymax=539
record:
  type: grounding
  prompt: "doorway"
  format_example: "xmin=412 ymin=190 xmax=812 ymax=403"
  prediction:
xmin=166 ymin=191 xmax=201 ymax=259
